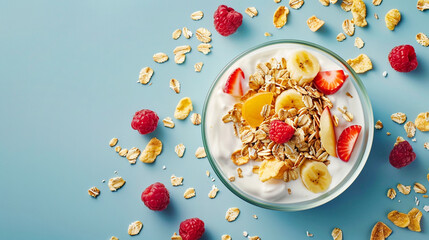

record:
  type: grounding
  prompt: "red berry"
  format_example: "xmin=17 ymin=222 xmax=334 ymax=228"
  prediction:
xmin=223 ymin=68 xmax=244 ymax=97
xmin=214 ymin=5 xmax=243 ymax=36
xmin=389 ymin=141 xmax=416 ymax=168
xmin=337 ymin=125 xmax=362 ymax=162
xmin=314 ymin=70 xmax=347 ymax=95
xmin=388 ymin=45 xmax=418 ymax=72
xmin=269 ymin=120 xmax=295 ymax=144
xmin=179 ymin=218 xmax=205 ymax=240
xmin=131 ymin=109 xmax=159 ymax=135
xmin=141 ymin=182 xmax=170 ymax=211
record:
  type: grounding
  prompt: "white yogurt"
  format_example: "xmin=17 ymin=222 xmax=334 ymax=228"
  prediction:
xmin=205 ymin=43 xmax=365 ymax=204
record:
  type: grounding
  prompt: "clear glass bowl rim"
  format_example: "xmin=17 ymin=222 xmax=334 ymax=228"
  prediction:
xmin=201 ymin=39 xmax=374 ymax=211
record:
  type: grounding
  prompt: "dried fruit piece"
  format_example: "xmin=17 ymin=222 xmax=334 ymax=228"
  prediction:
xmin=346 ymin=54 xmax=373 ymax=73
xmin=153 ymin=52 xmax=169 ymax=63
xmin=415 ymin=112 xmax=429 ymax=131
xmin=169 ymin=79 xmax=180 ymax=94
xmin=138 ymin=67 xmax=154 ymax=84
xmin=163 ymin=117 xmax=175 ymax=128
xmin=195 ymin=147 xmax=206 ymax=158
xmin=289 ymin=0 xmax=304 ymax=9
xmin=331 ymin=228 xmax=343 ymax=240
xmin=307 ymin=15 xmax=325 ymax=32
xmin=197 ymin=43 xmax=212 ymax=55
xmin=191 ymin=11 xmax=204 ymax=20
xmin=414 ymin=182 xmax=427 ymax=194
xmin=208 ymin=185 xmax=219 ymax=198
xmin=391 ymin=112 xmax=407 ymax=124
xmin=351 ymin=0 xmax=367 ymax=27
xmin=109 ymin=138 xmax=118 ymax=147
xmin=387 ymin=210 xmax=410 ymax=228
xmin=336 ymin=33 xmax=346 ymax=42
xmin=404 ymin=121 xmax=416 ymax=138
xmin=184 ymin=188 xmax=196 ymax=199
xmin=245 ymin=7 xmax=258 ymax=17
xmin=88 ymin=186 xmax=100 ymax=198
xmin=108 ymin=177 xmax=125 ymax=191
xmin=172 ymin=29 xmax=181 ymax=40
xmin=370 ymin=222 xmax=392 ymax=240
xmin=375 ymin=120 xmax=383 ymax=130
xmin=190 ymin=113 xmax=201 ymax=125
xmin=139 ymin=137 xmax=163 ymax=163
xmin=354 ymin=37 xmax=364 ymax=49
xmin=171 ymin=175 xmax=183 ymax=186
xmin=408 ymin=208 xmax=422 ymax=232
xmin=385 ymin=9 xmax=401 ymax=31
xmin=174 ymin=97 xmax=193 ymax=120
xmin=128 ymin=221 xmax=143 ymax=236
xmin=182 ymin=27 xmax=192 ymax=39
xmin=194 ymin=62 xmax=203 ymax=72
xmin=387 ymin=188 xmax=396 ymax=200
xmin=417 ymin=0 xmax=429 ymax=11
xmin=195 ymin=28 xmax=212 ymax=43
xmin=175 ymin=144 xmax=185 ymax=158
xmin=273 ymin=6 xmax=290 ymax=28
xmin=342 ymin=19 xmax=355 ymax=36
xmin=126 ymin=147 xmax=141 ymax=164
xmin=416 ymin=33 xmax=429 ymax=47
xmin=397 ymin=183 xmax=411 ymax=195
xmin=225 ymin=207 xmax=240 ymax=222
xmin=242 ymin=92 xmax=274 ymax=128
xmin=373 ymin=0 xmax=382 ymax=5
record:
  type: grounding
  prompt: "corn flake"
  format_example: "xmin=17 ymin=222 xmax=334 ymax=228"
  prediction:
xmin=351 ymin=0 xmax=367 ymax=27
xmin=231 ymin=149 xmax=250 ymax=166
xmin=347 ymin=54 xmax=372 ymax=73
xmin=387 ymin=210 xmax=410 ymax=228
xmin=408 ymin=208 xmax=422 ymax=232
xmin=139 ymin=137 xmax=162 ymax=163
xmin=336 ymin=33 xmax=346 ymax=42
xmin=259 ymin=159 xmax=286 ymax=182
xmin=273 ymin=6 xmax=290 ymax=29
xmin=417 ymin=0 xmax=429 ymax=11
xmin=385 ymin=9 xmax=401 ymax=31
xmin=370 ymin=222 xmax=392 ymax=240
xmin=174 ymin=97 xmax=193 ymax=120
xmin=415 ymin=112 xmax=429 ymax=131
xmin=307 ymin=16 xmax=325 ymax=32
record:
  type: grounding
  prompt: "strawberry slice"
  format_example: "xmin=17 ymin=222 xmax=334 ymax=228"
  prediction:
xmin=314 ymin=70 xmax=347 ymax=95
xmin=337 ymin=125 xmax=362 ymax=162
xmin=223 ymin=68 xmax=244 ymax=97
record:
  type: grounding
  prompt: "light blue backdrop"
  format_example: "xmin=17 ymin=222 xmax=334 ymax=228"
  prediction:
xmin=0 ymin=0 xmax=428 ymax=239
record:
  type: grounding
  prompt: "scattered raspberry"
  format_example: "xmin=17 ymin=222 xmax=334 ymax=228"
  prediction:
xmin=131 ymin=109 xmax=159 ymax=134
xmin=269 ymin=120 xmax=295 ymax=144
xmin=179 ymin=218 xmax=205 ymax=240
xmin=389 ymin=141 xmax=416 ymax=168
xmin=141 ymin=182 xmax=170 ymax=211
xmin=388 ymin=45 xmax=418 ymax=72
xmin=214 ymin=5 xmax=243 ymax=36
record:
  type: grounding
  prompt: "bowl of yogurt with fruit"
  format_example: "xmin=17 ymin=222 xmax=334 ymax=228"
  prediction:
xmin=202 ymin=40 xmax=374 ymax=211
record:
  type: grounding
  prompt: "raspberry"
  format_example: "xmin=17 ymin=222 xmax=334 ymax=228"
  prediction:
xmin=389 ymin=141 xmax=416 ymax=168
xmin=179 ymin=218 xmax=205 ymax=240
xmin=269 ymin=120 xmax=295 ymax=144
xmin=131 ymin=109 xmax=159 ymax=135
xmin=388 ymin=45 xmax=418 ymax=72
xmin=213 ymin=5 xmax=243 ymax=36
xmin=141 ymin=182 xmax=170 ymax=211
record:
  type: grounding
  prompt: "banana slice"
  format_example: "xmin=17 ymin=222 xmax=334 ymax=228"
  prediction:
xmin=274 ymin=89 xmax=306 ymax=113
xmin=287 ymin=50 xmax=320 ymax=85
xmin=300 ymin=160 xmax=332 ymax=193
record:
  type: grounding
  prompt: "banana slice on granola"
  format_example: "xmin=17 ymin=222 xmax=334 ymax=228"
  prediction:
xmin=287 ymin=50 xmax=320 ymax=85
xmin=274 ymin=89 xmax=306 ymax=113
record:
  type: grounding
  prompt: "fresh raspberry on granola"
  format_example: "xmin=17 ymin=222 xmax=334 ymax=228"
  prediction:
xmin=389 ymin=140 xmax=416 ymax=168
xmin=269 ymin=120 xmax=295 ymax=144
xmin=388 ymin=45 xmax=418 ymax=72
xmin=213 ymin=5 xmax=243 ymax=36
xmin=179 ymin=218 xmax=205 ymax=240
xmin=141 ymin=182 xmax=170 ymax=211
xmin=131 ymin=109 xmax=159 ymax=134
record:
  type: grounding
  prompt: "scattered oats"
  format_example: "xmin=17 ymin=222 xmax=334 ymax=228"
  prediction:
xmin=331 ymin=0 xmax=338 ymax=3
xmin=351 ymin=0 xmax=367 ymax=27
xmin=387 ymin=188 xmax=396 ymax=200
xmin=190 ymin=11 xmax=204 ymax=20
xmin=373 ymin=0 xmax=382 ymax=6
xmin=416 ymin=33 xmax=429 ymax=47
xmin=391 ymin=112 xmax=407 ymax=124
xmin=163 ymin=117 xmax=175 ymax=128
xmin=347 ymin=54 xmax=372 ymax=73
xmin=128 ymin=221 xmax=143 ymax=236
xmin=184 ymin=188 xmax=196 ymax=199
xmin=195 ymin=28 xmax=212 ymax=43
xmin=237 ymin=168 xmax=243 ymax=178
xmin=195 ymin=147 xmax=206 ymax=158
xmin=208 ymin=185 xmax=219 ymax=198
xmin=138 ymin=67 xmax=154 ymax=84
xmin=415 ymin=196 xmax=420 ymax=206
xmin=169 ymin=79 xmax=180 ymax=94
xmin=383 ymin=71 xmax=388 ymax=77
xmin=333 ymin=115 xmax=339 ymax=127
xmin=197 ymin=43 xmax=212 ymax=55
xmin=153 ymin=52 xmax=169 ymax=63
xmin=182 ymin=27 xmax=192 ymax=39
xmin=385 ymin=9 xmax=401 ymax=31
xmin=172 ymin=29 xmax=182 ymax=40
xmin=337 ymin=106 xmax=354 ymax=122
xmin=221 ymin=235 xmax=232 ymax=240
xmin=417 ymin=0 xmax=429 ymax=11
xmin=115 ymin=146 xmax=121 ymax=152
xmin=88 ymin=186 xmax=100 ymax=198
xmin=175 ymin=54 xmax=186 ymax=64
xmin=331 ymin=228 xmax=342 ymax=240
xmin=229 ymin=176 xmax=235 ymax=182
xmin=206 ymin=170 xmax=210 ymax=177
xmin=249 ymin=236 xmax=261 ymax=240
xmin=342 ymin=19 xmax=355 ymax=36
xmin=346 ymin=92 xmax=353 ymax=98
xmin=414 ymin=182 xmax=427 ymax=194
xmin=108 ymin=177 xmax=125 ymax=191
xmin=273 ymin=6 xmax=290 ymax=29
xmin=174 ymin=97 xmax=193 ymax=120
xmin=375 ymin=120 xmax=383 ymax=130
xmin=424 ymin=142 xmax=429 ymax=150
xmin=341 ymin=0 xmax=352 ymax=12
xmin=306 ymin=231 xmax=314 ymax=237
xmin=173 ymin=45 xmax=191 ymax=55
xmin=374 ymin=13 xmax=379 ymax=19
xmin=354 ymin=37 xmax=364 ymax=49
xmin=190 ymin=113 xmax=201 ymax=125
xmin=162 ymin=165 xmax=166 ymax=170
xmin=404 ymin=121 xmax=416 ymax=138
xmin=336 ymin=33 xmax=346 ymax=42
xmin=307 ymin=15 xmax=325 ymax=32
xmin=109 ymin=138 xmax=118 ymax=147
xmin=245 ymin=7 xmax=258 ymax=18
xmin=139 ymin=137 xmax=163 ymax=163
xmin=110 ymin=237 xmax=118 ymax=240
xmin=253 ymin=215 xmax=258 ymax=219
xmin=118 ymin=148 xmax=128 ymax=157
xmin=319 ymin=0 xmax=330 ymax=6
xmin=288 ymin=188 xmax=292 ymax=194
xmin=194 ymin=62 xmax=203 ymax=72
xmin=225 ymin=207 xmax=240 ymax=222
xmin=386 ymin=132 xmax=391 ymax=136
xmin=126 ymin=147 xmax=141 ymax=164
xmin=412 ymin=138 xmax=417 ymax=142
xmin=171 ymin=175 xmax=183 ymax=186
xmin=243 ymin=231 xmax=249 ymax=237
xmin=289 ymin=0 xmax=304 ymax=9
xmin=264 ymin=32 xmax=272 ymax=37
xmin=415 ymin=112 xmax=429 ymax=132
xmin=171 ymin=232 xmax=182 ymax=240
xmin=175 ymin=143 xmax=185 ymax=158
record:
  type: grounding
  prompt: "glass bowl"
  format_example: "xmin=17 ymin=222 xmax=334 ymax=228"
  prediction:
xmin=201 ymin=40 xmax=374 ymax=211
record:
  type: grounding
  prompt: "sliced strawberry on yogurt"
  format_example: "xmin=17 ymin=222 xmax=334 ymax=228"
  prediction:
xmin=314 ymin=70 xmax=347 ymax=95
xmin=223 ymin=68 xmax=244 ymax=97
xmin=337 ymin=125 xmax=362 ymax=162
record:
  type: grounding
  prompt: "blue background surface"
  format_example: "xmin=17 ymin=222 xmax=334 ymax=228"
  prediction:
xmin=0 ymin=0 xmax=428 ymax=239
